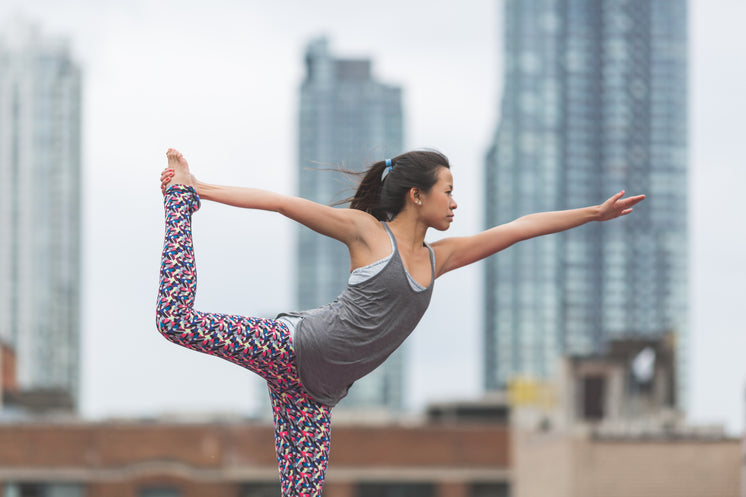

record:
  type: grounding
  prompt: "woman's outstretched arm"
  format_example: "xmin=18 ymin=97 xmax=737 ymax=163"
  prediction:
xmin=160 ymin=163 xmax=375 ymax=245
xmin=432 ymin=190 xmax=646 ymax=277
xmin=201 ymin=180 xmax=379 ymax=244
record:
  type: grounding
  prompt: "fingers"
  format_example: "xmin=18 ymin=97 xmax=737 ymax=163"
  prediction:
xmin=160 ymin=168 xmax=175 ymax=194
xmin=621 ymin=193 xmax=645 ymax=201
xmin=160 ymin=168 xmax=174 ymax=181
xmin=621 ymin=194 xmax=646 ymax=208
xmin=617 ymin=194 xmax=645 ymax=217
xmin=160 ymin=171 xmax=174 ymax=183
xmin=599 ymin=192 xmax=645 ymax=221
xmin=604 ymin=190 xmax=626 ymax=207
xmin=615 ymin=192 xmax=645 ymax=201
xmin=613 ymin=192 xmax=645 ymax=206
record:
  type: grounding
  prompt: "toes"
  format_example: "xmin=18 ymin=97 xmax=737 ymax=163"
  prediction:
xmin=166 ymin=149 xmax=184 ymax=164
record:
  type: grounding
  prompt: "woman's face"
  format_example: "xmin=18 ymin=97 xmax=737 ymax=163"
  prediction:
xmin=419 ymin=167 xmax=457 ymax=231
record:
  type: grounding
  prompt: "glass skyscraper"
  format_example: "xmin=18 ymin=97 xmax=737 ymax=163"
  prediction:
xmin=0 ymin=22 xmax=82 ymax=408
xmin=484 ymin=0 xmax=688 ymax=405
xmin=297 ymin=38 xmax=405 ymax=411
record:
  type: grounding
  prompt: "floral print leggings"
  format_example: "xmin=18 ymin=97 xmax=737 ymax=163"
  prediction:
xmin=156 ymin=185 xmax=331 ymax=497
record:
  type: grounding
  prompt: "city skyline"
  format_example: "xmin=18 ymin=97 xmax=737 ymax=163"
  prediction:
xmin=0 ymin=1 xmax=742 ymax=434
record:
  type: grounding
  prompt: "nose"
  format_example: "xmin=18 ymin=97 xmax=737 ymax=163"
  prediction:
xmin=450 ymin=197 xmax=458 ymax=210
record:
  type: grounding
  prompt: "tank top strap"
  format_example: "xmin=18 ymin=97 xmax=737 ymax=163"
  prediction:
xmin=381 ymin=222 xmax=397 ymax=250
xmin=423 ymin=241 xmax=436 ymax=279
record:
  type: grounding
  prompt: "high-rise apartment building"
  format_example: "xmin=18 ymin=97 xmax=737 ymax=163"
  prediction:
xmin=0 ymin=22 xmax=82 ymax=409
xmin=297 ymin=38 xmax=404 ymax=411
xmin=484 ymin=0 xmax=688 ymax=405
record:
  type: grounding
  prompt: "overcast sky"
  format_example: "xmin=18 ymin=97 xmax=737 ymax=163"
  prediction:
xmin=1 ymin=1 xmax=744 ymax=433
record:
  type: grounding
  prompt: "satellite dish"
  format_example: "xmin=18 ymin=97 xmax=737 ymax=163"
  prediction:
xmin=632 ymin=346 xmax=656 ymax=383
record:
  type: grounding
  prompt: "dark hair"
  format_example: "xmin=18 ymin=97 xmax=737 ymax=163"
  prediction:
xmin=348 ymin=150 xmax=450 ymax=221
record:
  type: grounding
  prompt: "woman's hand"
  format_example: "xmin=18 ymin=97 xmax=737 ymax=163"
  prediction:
xmin=597 ymin=191 xmax=646 ymax=221
xmin=160 ymin=168 xmax=197 ymax=194
xmin=160 ymin=168 xmax=173 ymax=194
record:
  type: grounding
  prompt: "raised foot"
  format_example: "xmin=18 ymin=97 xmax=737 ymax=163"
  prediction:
xmin=164 ymin=148 xmax=194 ymax=190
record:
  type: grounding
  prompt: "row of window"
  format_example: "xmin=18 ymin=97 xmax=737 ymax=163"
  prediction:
xmin=3 ymin=482 xmax=510 ymax=497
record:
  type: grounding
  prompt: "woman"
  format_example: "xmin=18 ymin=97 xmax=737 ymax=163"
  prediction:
xmin=156 ymin=148 xmax=644 ymax=496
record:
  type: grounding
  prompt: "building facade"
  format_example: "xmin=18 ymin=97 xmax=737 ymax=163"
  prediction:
xmin=510 ymin=334 xmax=737 ymax=497
xmin=512 ymin=429 xmax=739 ymax=497
xmin=0 ymin=22 xmax=82 ymax=409
xmin=0 ymin=419 xmax=511 ymax=497
xmin=484 ymin=0 xmax=688 ymax=405
xmin=296 ymin=38 xmax=405 ymax=411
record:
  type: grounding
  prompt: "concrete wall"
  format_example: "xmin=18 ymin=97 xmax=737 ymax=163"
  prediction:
xmin=514 ymin=429 xmax=741 ymax=497
xmin=576 ymin=438 xmax=741 ymax=497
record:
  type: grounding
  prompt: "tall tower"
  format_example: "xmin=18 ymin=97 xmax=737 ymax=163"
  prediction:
xmin=297 ymin=38 xmax=405 ymax=412
xmin=0 ymin=22 xmax=82 ymax=410
xmin=484 ymin=0 xmax=688 ymax=405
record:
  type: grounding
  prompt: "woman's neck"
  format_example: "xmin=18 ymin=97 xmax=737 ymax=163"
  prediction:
xmin=387 ymin=211 xmax=428 ymax=251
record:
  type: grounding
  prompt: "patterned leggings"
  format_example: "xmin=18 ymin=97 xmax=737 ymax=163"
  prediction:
xmin=156 ymin=185 xmax=332 ymax=497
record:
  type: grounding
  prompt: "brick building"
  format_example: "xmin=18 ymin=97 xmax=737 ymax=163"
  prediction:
xmin=0 ymin=419 xmax=511 ymax=497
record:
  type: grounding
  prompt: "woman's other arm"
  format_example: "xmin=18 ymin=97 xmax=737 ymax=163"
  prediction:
xmin=432 ymin=191 xmax=646 ymax=277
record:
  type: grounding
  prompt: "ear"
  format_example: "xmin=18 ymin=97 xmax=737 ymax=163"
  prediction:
xmin=408 ymin=187 xmax=422 ymax=205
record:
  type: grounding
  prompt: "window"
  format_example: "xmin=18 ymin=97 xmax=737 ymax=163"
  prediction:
xmin=139 ymin=487 xmax=181 ymax=497
xmin=4 ymin=483 xmax=85 ymax=497
xmin=582 ymin=375 xmax=606 ymax=420
xmin=241 ymin=483 xmax=281 ymax=497
xmin=471 ymin=482 xmax=511 ymax=497
xmin=357 ymin=483 xmax=434 ymax=497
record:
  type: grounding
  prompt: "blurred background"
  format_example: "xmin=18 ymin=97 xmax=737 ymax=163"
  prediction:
xmin=0 ymin=1 xmax=744 ymax=496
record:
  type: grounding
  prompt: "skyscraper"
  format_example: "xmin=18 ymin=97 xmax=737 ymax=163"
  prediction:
xmin=297 ymin=38 xmax=404 ymax=411
xmin=0 ymin=22 xmax=82 ymax=409
xmin=484 ymin=0 xmax=688 ymax=405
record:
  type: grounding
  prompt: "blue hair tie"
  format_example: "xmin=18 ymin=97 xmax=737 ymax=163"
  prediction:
xmin=381 ymin=159 xmax=394 ymax=181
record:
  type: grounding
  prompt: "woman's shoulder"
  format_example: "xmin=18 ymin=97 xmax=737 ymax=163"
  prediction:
xmin=345 ymin=207 xmax=386 ymax=235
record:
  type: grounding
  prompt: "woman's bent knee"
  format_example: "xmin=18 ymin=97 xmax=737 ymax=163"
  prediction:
xmin=155 ymin=304 xmax=191 ymax=342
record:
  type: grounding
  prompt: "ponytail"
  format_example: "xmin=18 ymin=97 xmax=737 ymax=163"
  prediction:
xmin=349 ymin=160 xmax=390 ymax=220
xmin=346 ymin=150 xmax=450 ymax=221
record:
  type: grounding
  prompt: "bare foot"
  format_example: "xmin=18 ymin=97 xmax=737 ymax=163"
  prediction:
xmin=165 ymin=148 xmax=194 ymax=189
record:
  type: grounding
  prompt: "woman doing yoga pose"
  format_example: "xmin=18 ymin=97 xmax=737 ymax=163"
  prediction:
xmin=156 ymin=148 xmax=644 ymax=496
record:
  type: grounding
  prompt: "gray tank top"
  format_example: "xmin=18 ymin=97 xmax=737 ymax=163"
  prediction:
xmin=278 ymin=222 xmax=435 ymax=406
